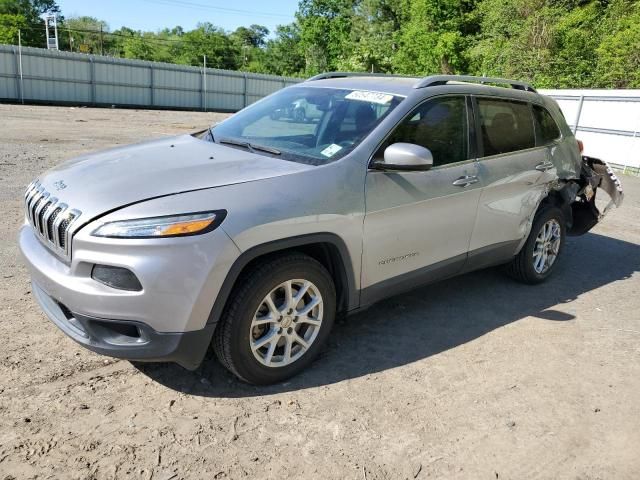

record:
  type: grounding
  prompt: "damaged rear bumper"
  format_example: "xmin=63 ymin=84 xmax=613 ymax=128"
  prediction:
xmin=568 ymin=156 xmax=624 ymax=235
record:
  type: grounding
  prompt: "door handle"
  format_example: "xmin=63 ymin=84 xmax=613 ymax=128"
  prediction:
xmin=452 ymin=175 xmax=479 ymax=187
xmin=535 ymin=161 xmax=554 ymax=171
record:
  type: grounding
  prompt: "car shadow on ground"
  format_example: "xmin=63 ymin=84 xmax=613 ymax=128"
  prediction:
xmin=134 ymin=232 xmax=639 ymax=397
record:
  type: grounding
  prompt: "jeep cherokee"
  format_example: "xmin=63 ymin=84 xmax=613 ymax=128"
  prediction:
xmin=19 ymin=73 xmax=623 ymax=384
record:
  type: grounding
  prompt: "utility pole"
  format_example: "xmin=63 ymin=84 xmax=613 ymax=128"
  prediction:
xmin=100 ymin=25 xmax=103 ymax=56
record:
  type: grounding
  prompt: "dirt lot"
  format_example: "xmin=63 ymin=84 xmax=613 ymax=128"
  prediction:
xmin=1 ymin=103 xmax=639 ymax=480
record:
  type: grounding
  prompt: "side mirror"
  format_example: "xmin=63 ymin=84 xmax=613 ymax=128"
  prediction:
xmin=374 ymin=143 xmax=434 ymax=171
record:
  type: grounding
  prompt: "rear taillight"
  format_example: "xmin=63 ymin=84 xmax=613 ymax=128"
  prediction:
xmin=577 ymin=139 xmax=584 ymax=153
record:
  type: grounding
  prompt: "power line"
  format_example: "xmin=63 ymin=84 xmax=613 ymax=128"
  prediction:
xmin=140 ymin=0 xmax=293 ymax=19
xmin=1 ymin=21 xmax=249 ymax=65
xmin=1 ymin=20 xmax=251 ymax=47
xmin=1 ymin=16 xmax=292 ymax=44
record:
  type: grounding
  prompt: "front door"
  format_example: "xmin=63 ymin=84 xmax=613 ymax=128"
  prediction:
xmin=361 ymin=95 xmax=482 ymax=305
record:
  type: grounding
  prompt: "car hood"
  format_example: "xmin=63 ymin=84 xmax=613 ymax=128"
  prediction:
xmin=35 ymin=134 xmax=312 ymax=222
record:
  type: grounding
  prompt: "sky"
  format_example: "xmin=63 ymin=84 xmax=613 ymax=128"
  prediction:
xmin=56 ymin=0 xmax=300 ymax=35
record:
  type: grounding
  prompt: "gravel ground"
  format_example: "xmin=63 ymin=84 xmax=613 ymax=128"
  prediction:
xmin=1 ymin=103 xmax=639 ymax=480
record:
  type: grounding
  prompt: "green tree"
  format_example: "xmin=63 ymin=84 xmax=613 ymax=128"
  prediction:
xmin=336 ymin=0 xmax=402 ymax=72
xmin=231 ymin=24 xmax=269 ymax=70
xmin=263 ymin=23 xmax=306 ymax=76
xmin=297 ymin=0 xmax=358 ymax=74
xmin=392 ymin=0 xmax=477 ymax=75
xmin=0 ymin=12 xmax=27 ymax=43
xmin=471 ymin=0 xmax=557 ymax=84
xmin=176 ymin=22 xmax=239 ymax=69
xmin=61 ymin=16 xmax=109 ymax=54
xmin=596 ymin=0 xmax=640 ymax=87
xmin=231 ymin=24 xmax=269 ymax=48
xmin=121 ymin=32 xmax=157 ymax=61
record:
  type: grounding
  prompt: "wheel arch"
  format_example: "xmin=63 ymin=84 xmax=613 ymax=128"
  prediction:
xmin=206 ymin=233 xmax=358 ymax=327
xmin=538 ymin=186 xmax=575 ymax=228
xmin=515 ymin=183 xmax=576 ymax=254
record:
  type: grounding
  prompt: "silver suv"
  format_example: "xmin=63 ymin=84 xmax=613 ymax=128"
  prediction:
xmin=19 ymin=73 xmax=623 ymax=384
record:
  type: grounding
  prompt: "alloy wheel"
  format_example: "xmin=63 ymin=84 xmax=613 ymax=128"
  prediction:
xmin=532 ymin=219 xmax=562 ymax=274
xmin=249 ymin=279 xmax=323 ymax=367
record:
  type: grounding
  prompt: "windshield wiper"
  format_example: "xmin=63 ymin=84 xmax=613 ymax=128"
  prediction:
xmin=219 ymin=138 xmax=255 ymax=152
xmin=219 ymin=138 xmax=281 ymax=155
xmin=251 ymin=144 xmax=281 ymax=155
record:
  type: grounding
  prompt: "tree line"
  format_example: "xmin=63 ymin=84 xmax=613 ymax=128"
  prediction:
xmin=1 ymin=0 xmax=639 ymax=87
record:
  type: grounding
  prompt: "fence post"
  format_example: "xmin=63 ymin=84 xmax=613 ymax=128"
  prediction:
xmin=13 ymin=46 xmax=23 ymax=103
xmin=89 ymin=56 xmax=96 ymax=105
xmin=202 ymin=55 xmax=207 ymax=112
xmin=628 ymin=117 xmax=639 ymax=176
xmin=573 ymin=95 xmax=584 ymax=135
xmin=243 ymin=73 xmax=248 ymax=108
xmin=149 ymin=64 xmax=154 ymax=107
xmin=17 ymin=31 xmax=24 ymax=104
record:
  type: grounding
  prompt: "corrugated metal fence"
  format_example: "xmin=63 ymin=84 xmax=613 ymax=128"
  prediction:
xmin=0 ymin=44 xmax=300 ymax=111
xmin=1 ymin=48 xmax=638 ymax=172
xmin=537 ymin=89 xmax=639 ymax=173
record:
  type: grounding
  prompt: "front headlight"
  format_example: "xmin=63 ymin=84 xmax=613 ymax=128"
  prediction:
xmin=91 ymin=211 xmax=226 ymax=238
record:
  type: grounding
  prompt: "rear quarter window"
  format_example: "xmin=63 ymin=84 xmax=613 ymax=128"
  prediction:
xmin=477 ymin=98 xmax=535 ymax=156
xmin=533 ymin=104 xmax=562 ymax=145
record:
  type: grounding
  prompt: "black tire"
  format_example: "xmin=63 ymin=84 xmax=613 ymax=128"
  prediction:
xmin=506 ymin=206 xmax=566 ymax=284
xmin=212 ymin=252 xmax=336 ymax=385
xmin=293 ymin=107 xmax=305 ymax=122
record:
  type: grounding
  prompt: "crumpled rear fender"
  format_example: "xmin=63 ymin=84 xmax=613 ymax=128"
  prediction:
xmin=516 ymin=156 xmax=623 ymax=253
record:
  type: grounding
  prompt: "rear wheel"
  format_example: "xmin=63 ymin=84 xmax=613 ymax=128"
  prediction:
xmin=507 ymin=206 xmax=565 ymax=284
xmin=213 ymin=253 xmax=335 ymax=385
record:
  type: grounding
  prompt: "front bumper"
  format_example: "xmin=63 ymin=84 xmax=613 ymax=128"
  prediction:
xmin=19 ymin=221 xmax=240 ymax=368
xmin=31 ymin=282 xmax=214 ymax=369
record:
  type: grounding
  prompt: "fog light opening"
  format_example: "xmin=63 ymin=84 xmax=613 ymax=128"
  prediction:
xmin=91 ymin=265 xmax=142 ymax=291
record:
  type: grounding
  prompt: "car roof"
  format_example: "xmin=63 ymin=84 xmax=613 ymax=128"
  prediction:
xmin=298 ymin=76 xmax=420 ymax=97
xmin=297 ymin=73 xmax=543 ymax=102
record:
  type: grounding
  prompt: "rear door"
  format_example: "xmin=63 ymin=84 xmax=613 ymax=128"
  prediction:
xmin=361 ymin=95 xmax=482 ymax=304
xmin=468 ymin=97 xmax=556 ymax=265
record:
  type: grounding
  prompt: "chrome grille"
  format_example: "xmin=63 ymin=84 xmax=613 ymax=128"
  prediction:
xmin=24 ymin=181 xmax=81 ymax=260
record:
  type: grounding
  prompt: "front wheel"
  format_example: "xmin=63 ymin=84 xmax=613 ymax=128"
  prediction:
xmin=293 ymin=107 xmax=306 ymax=122
xmin=506 ymin=206 xmax=566 ymax=284
xmin=213 ymin=253 xmax=336 ymax=385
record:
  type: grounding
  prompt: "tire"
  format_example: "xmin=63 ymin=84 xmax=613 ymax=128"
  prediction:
xmin=293 ymin=107 xmax=305 ymax=122
xmin=213 ymin=252 xmax=336 ymax=385
xmin=506 ymin=206 xmax=566 ymax=284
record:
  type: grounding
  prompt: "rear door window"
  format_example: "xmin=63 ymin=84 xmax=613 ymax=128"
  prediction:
xmin=476 ymin=98 xmax=535 ymax=156
xmin=533 ymin=104 xmax=561 ymax=145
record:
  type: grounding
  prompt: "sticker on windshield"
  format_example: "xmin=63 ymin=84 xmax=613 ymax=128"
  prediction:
xmin=345 ymin=90 xmax=394 ymax=105
xmin=321 ymin=144 xmax=343 ymax=157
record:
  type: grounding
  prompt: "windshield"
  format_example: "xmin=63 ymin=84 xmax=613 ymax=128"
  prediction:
xmin=211 ymin=86 xmax=404 ymax=165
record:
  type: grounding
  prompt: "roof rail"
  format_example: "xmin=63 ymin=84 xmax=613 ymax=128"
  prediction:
xmin=305 ymin=72 xmax=537 ymax=93
xmin=306 ymin=71 xmax=416 ymax=82
xmin=415 ymin=75 xmax=537 ymax=93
